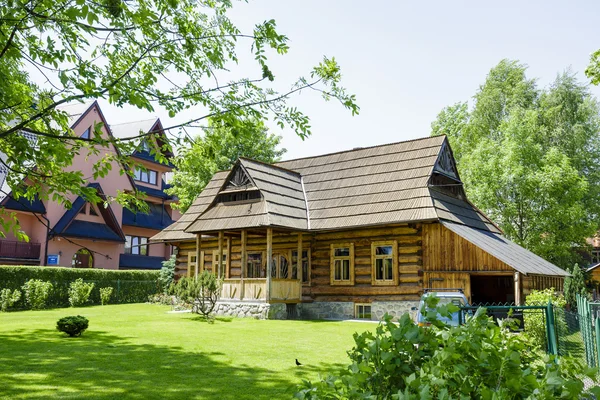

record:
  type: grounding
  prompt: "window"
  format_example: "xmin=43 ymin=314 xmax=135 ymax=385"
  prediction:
xmin=81 ymin=126 xmax=91 ymax=139
xmin=372 ymin=241 xmax=398 ymax=285
xmin=216 ymin=190 xmax=261 ymax=204
xmin=89 ymin=205 xmax=98 ymax=216
xmin=355 ymin=304 xmax=372 ymax=320
xmin=269 ymin=253 xmax=289 ymax=278
xmin=592 ymin=247 xmax=600 ymax=264
xmin=246 ymin=252 xmax=265 ymax=278
xmin=212 ymin=250 xmax=228 ymax=278
xmin=141 ymin=140 xmax=150 ymax=152
xmin=330 ymin=243 xmax=354 ymax=285
xmin=125 ymin=235 xmax=148 ymax=255
xmin=292 ymin=249 xmax=311 ymax=284
xmin=79 ymin=204 xmax=87 ymax=214
xmin=134 ymin=167 xmax=158 ymax=185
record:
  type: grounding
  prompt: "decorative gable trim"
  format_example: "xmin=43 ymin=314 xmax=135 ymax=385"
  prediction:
xmin=432 ymin=139 xmax=460 ymax=182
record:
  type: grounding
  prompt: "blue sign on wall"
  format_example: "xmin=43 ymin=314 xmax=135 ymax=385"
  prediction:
xmin=47 ymin=254 xmax=60 ymax=265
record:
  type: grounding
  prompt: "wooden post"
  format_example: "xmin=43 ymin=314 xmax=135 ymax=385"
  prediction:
xmin=514 ymin=272 xmax=521 ymax=305
xmin=218 ymin=231 xmax=224 ymax=278
xmin=266 ymin=228 xmax=273 ymax=301
xmin=226 ymin=237 xmax=231 ymax=279
xmin=195 ymin=233 xmax=201 ymax=278
xmin=241 ymin=229 xmax=247 ymax=300
xmin=297 ymin=232 xmax=302 ymax=282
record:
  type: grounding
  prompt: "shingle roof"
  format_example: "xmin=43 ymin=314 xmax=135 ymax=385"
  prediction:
xmin=122 ymin=202 xmax=174 ymax=230
xmin=441 ymin=221 xmax=568 ymax=277
xmin=151 ymin=136 xmax=498 ymax=240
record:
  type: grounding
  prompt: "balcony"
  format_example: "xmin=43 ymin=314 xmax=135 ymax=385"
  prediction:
xmin=0 ymin=240 xmax=41 ymax=260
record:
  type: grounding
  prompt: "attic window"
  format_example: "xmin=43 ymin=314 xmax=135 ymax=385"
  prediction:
xmin=434 ymin=143 xmax=459 ymax=180
xmin=217 ymin=190 xmax=261 ymax=204
xmin=81 ymin=127 xmax=91 ymax=139
xmin=224 ymin=165 xmax=253 ymax=191
xmin=140 ymin=140 xmax=150 ymax=152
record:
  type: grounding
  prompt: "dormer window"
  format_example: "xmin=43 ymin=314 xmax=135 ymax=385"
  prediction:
xmin=134 ymin=167 xmax=158 ymax=185
xmin=217 ymin=190 xmax=261 ymax=204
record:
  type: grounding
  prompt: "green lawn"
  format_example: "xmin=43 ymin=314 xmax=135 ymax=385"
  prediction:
xmin=0 ymin=304 xmax=372 ymax=399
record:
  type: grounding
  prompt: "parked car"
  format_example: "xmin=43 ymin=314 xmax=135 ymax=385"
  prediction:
xmin=414 ymin=288 xmax=469 ymax=327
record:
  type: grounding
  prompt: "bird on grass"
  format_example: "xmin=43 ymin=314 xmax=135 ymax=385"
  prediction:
xmin=295 ymin=359 xmax=302 ymax=366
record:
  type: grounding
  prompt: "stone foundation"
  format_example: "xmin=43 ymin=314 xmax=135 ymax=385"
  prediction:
xmin=371 ymin=301 xmax=419 ymax=321
xmin=298 ymin=302 xmax=355 ymax=320
xmin=213 ymin=301 xmax=287 ymax=320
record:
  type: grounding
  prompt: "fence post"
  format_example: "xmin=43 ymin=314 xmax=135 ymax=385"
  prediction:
xmin=117 ymin=279 xmax=121 ymax=302
xmin=546 ymin=301 xmax=558 ymax=355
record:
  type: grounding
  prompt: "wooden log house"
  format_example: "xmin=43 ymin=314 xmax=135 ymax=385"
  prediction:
xmin=151 ymin=135 xmax=568 ymax=320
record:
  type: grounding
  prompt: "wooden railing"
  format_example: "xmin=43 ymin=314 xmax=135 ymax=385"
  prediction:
xmin=0 ymin=240 xmax=41 ymax=259
xmin=220 ymin=278 xmax=299 ymax=302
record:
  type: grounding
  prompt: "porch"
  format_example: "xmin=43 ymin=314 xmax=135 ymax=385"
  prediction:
xmin=189 ymin=228 xmax=304 ymax=303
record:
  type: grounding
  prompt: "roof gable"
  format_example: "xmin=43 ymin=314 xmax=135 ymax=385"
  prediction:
xmin=51 ymin=183 xmax=125 ymax=242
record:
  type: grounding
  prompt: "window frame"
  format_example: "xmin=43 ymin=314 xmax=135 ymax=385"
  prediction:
xmin=81 ymin=126 xmax=91 ymax=139
xmin=371 ymin=240 xmax=398 ymax=286
xmin=125 ymin=235 xmax=149 ymax=256
xmin=212 ymin=249 xmax=229 ymax=278
xmin=292 ymin=249 xmax=311 ymax=285
xmin=330 ymin=243 xmax=354 ymax=286
xmin=355 ymin=303 xmax=372 ymax=320
xmin=246 ymin=251 xmax=265 ymax=278
xmin=133 ymin=167 xmax=159 ymax=185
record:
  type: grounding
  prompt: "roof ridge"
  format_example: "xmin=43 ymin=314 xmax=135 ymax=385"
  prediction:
xmin=277 ymin=135 xmax=447 ymax=165
xmin=239 ymin=157 xmax=301 ymax=176
xmin=110 ymin=118 xmax=158 ymax=127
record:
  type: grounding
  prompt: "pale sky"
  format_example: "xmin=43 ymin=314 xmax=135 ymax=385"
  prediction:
xmin=97 ymin=0 xmax=600 ymax=160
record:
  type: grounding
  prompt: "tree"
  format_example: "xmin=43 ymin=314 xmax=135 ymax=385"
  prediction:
xmin=173 ymin=273 xmax=221 ymax=321
xmin=0 ymin=0 xmax=358 ymax=237
xmin=431 ymin=60 xmax=600 ymax=267
xmin=166 ymin=118 xmax=286 ymax=211
xmin=563 ymin=264 xmax=588 ymax=309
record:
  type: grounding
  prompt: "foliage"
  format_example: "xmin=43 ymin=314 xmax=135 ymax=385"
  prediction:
xmin=523 ymin=288 xmax=567 ymax=349
xmin=166 ymin=118 xmax=286 ymax=211
xmin=564 ymin=264 xmax=588 ymax=310
xmin=148 ymin=292 xmax=176 ymax=306
xmin=296 ymin=296 xmax=599 ymax=399
xmin=0 ymin=265 xmax=160 ymax=308
xmin=158 ymin=255 xmax=176 ymax=292
xmin=0 ymin=288 xmax=21 ymax=312
xmin=56 ymin=315 xmax=89 ymax=337
xmin=99 ymin=287 xmax=114 ymax=306
xmin=173 ymin=273 xmax=222 ymax=321
xmin=68 ymin=278 xmax=95 ymax=307
xmin=431 ymin=59 xmax=600 ymax=268
xmin=0 ymin=0 xmax=358 ymax=238
xmin=22 ymin=279 xmax=53 ymax=310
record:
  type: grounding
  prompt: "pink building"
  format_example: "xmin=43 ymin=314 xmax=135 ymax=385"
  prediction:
xmin=0 ymin=101 xmax=180 ymax=270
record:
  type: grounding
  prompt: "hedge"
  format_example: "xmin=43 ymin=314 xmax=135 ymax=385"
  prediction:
xmin=0 ymin=266 xmax=162 ymax=309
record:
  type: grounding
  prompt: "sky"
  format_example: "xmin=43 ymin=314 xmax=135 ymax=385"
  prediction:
xmin=97 ymin=0 xmax=600 ymax=161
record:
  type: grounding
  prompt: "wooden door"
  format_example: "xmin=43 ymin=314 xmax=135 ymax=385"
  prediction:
xmin=423 ymin=272 xmax=471 ymax=303
xmin=74 ymin=252 xmax=92 ymax=268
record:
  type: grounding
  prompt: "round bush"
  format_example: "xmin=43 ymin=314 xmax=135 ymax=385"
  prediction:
xmin=56 ymin=315 xmax=89 ymax=337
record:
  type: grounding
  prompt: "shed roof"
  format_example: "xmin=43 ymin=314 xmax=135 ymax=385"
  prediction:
xmin=441 ymin=221 xmax=568 ymax=277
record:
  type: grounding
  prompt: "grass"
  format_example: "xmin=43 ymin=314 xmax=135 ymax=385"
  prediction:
xmin=0 ymin=304 xmax=373 ymax=399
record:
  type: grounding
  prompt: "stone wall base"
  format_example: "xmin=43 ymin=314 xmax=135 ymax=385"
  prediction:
xmin=213 ymin=301 xmax=287 ymax=320
xmin=371 ymin=301 xmax=419 ymax=321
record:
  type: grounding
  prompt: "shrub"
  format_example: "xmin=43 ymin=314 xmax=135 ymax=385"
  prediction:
xmin=99 ymin=287 xmax=113 ymax=305
xmin=0 ymin=266 xmax=161 ymax=307
xmin=296 ymin=296 xmax=600 ymax=399
xmin=68 ymin=278 xmax=95 ymax=307
xmin=158 ymin=255 xmax=176 ymax=292
xmin=148 ymin=292 xmax=176 ymax=306
xmin=22 ymin=279 xmax=53 ymax=310
xmin=173 ymin=272 xmax=222 ymax=321
xmin=564 ymin=264 xmax=588 ymax=310
xmin=0 ymin=288 xmax=21 ymax=312
xmin=56 ymin=315 xmax=89 ymax=337
xmin=524 ymin=288 xmax=567 ymax=349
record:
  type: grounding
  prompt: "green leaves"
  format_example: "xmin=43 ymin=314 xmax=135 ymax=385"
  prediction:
xmin=431 ymin=60 xmax=600 ymax=268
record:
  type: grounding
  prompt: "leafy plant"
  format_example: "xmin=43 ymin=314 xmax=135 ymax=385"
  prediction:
xmin=56 ymin=315 xmax=89 ymax=337
xmin=173 ymin=273 xmax=222 ymax=321
xmin=158 ymin=255 xmax=176 ymax=292
xmin=564 ymin=264 xmax=588 ymax=310
xmin=0 ymin=288 xmax=21 ymax=312
xmin=68 ymin=278 xmax=95 ymax=307
xmin=296 ymin=296 xmax=600 ymax=399
xmin=22 ymin=279 xmax=53 ymax=310
xmin=523 ymin=288 xmax=567 ymax=349
xmin=99 ymin=287 xmax=113 ymax=306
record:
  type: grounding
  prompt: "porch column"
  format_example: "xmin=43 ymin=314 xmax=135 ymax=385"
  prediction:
xmin=226 ymin=236 xmax=231 ymax=279
xmin=266 ymin=228 xmax=273 ymax=301
xmin=241 ymin=229 xmax=247 ymax=300
xmin=514 ymin=272 xmax=521 ymax=305
xmin=195 ymin=233 xmax=201 ymax=278
xmin=297 ymin=232 xmax=302 ymax=282
xmin=218 ymin=231 xmax=224 ymax=278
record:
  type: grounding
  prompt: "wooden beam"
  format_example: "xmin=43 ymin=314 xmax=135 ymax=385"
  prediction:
xmin=195 ymin=233 xmax=201 ymax=278
xmin=297 ymin=232 xmax=302 ymax=282
xmin=241 ymin=229 xmax=247 ymax=300
xmin=514 ymin=272 xmax=521 ymax=305
xmin=218 ymin=231 xmax=224 ymax=278
xmin=226 ymin=236 xmax=231 ymax=279
xmin=266 ymin=228 xmax=273 ymax=301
